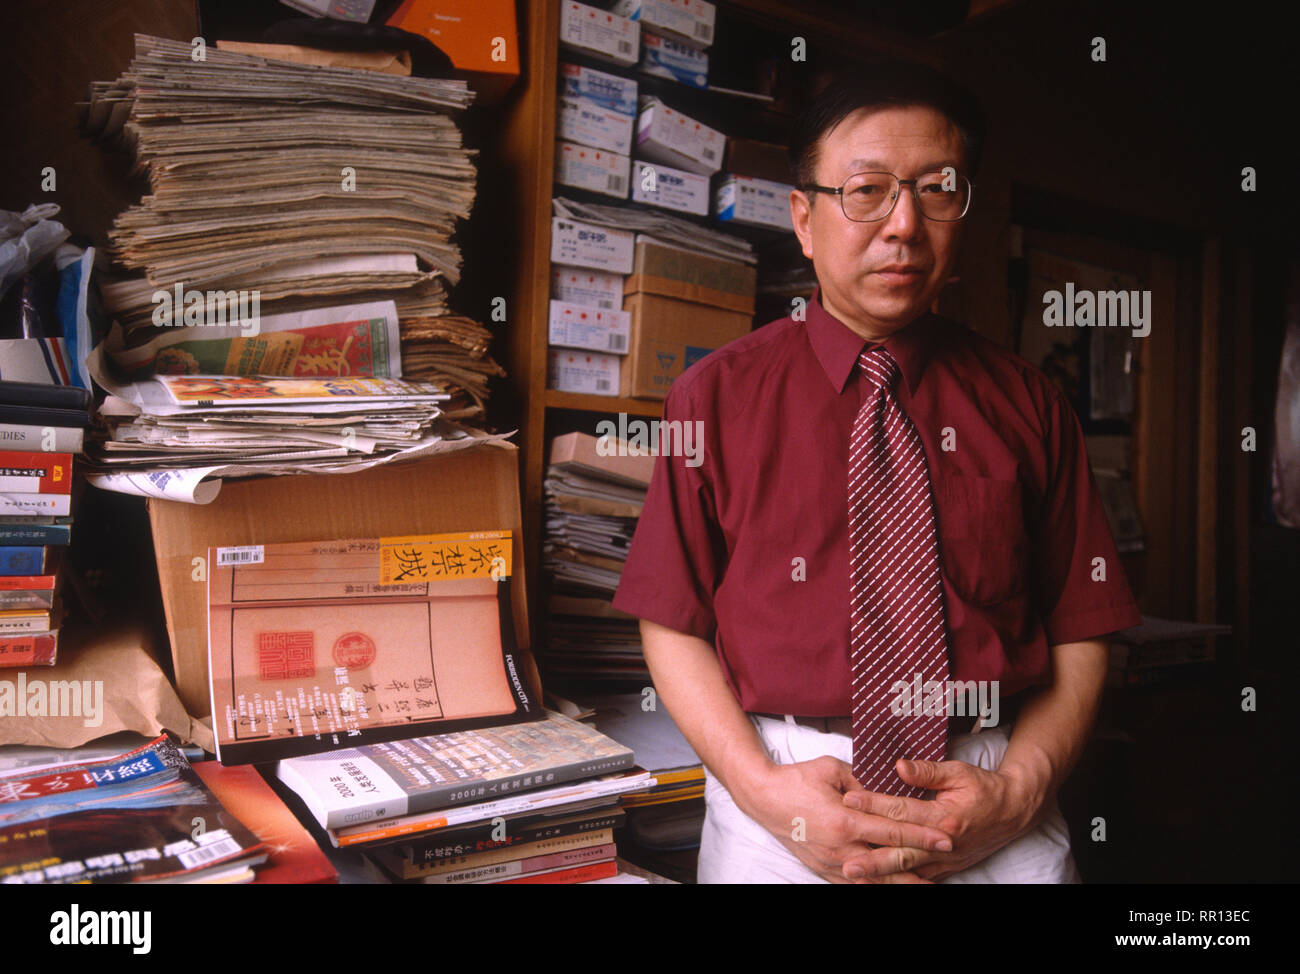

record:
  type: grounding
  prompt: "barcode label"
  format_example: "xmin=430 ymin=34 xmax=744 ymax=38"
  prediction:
xmin=177 ymin=837 xmax=243 ymax=870
xmin=694 ymin=23 xmax=712 ymax=41
xmin=608 ymin=334 xmax=628 ymax=351
xmin=595 ymin=379 xmax=611 ymax=391
xmin=702 ymin=147 xmax=717 ymax=161
xmin=598 ymin=299 xmax=615 ymax=309
xmin=607 ymin=175 xmax=625 ymax=193
xmin=216 ymin=545 xmax=264 ymax=566
xmin=618 ymin=40 xmax=633 ymax=55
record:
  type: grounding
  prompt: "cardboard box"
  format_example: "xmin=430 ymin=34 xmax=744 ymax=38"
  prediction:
xmin=619 ymin=292 xmax=751 ymax=399
xmin=551 ymin=265 xmax=626 ymax=310
xmin=724 ymin=137 xmax=793 ymax=183
xmin=624 ymin=236 xmax=756 ymax=313
xmin=637 ymin=31 xmax=708 ymax=88
xmin=715 ymin=174 xmax=795 ymax=231
xmin=635 ymin=96 xmax=723 ymax=175
xmin=548 ymin=299 xmax=632 ymax=354
xmin=611 ymin=0 xmax=715 ymax=49
xmin=551 ymin=217 xmax=636 ymax=273
xmin=560 ymin=1 xmax=640 ymax=67
xmin=548 ymin=348 xmax=621 ymax=396
xmin=386 ymin=0 xmax=520 ymax=104
xmin=630 ymin=160 xmax=709 ymax=216
xmin=148 ymin=446 xmax=534 ymax=718
xmin=560 ymin=62 xmax=638 ymax=118
xmin=555 ymin=141 xmax=631 ymax=199
xmin=557 ymin=95 xmax=635 ymax=155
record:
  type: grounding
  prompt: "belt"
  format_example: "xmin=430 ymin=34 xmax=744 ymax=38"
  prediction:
xmin=753 ymin=712 xmax=982 ymax=736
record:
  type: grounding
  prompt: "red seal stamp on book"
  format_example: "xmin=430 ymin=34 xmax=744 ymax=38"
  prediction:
xmin=333 ymin=631 xmax=377 ymax=670
xmin=258 ymin=631 xmax=315 ymax=680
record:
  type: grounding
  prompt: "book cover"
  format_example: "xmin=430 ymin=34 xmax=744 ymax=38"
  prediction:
xmin=0 ymin=521 xmax=71 ymax=545
xmin=374 ymin=827 xmax=615 ymax=880
xmin=375 ymin=839 xmax=617 ymax=884
xmin=0 ymin=424 xmax=84 ymax=454
xmin=0 ymin=494 xmax=71 ymax=517
xmin=0 ymin=736 xmax=267 ymax=884
xmin=0 ymin=548 xmax=49 ymax=575
xmin=0 ymin=630 xmax=58 ymax=667
xmin=0 ymin=587 xmax=55 ymax=611
xmin=0 ymin=405 xmax=91 ymax=430
xmin=277 ymin=709 xmax=635 ymax=831
xmin=495 ymin=859 xmax=618 ymax=884
xmin=191 ymin=762 xmax=338 ymax=884
xmin=0 ymin=453 xmax=73 ymax=494
xmin=398 ymin=806 xmax=625 ymax=864
xmin=0 ymin=609 xmax=53 ymax=634
xmin=207 ymin=533 xmax=535 ymax=765
xmin=0 ymin=381 xmax=91 ymax=412
xmin=329 ymin=769 xmax=652 ymax=847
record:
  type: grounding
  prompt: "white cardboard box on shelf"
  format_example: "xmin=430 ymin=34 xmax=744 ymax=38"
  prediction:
xmin=560 ymin=61 xmax=639 ymax=117
xmin=637 ymin=31 xmax=708 ymax=88
xmin=611 ymin=0 xmax=715 ymax=49
xmin=635 ymin=96 xmax=723 ymax=175
xmin=548 ymin=299 xmax=632 ymax=354
xmin=560 ymin=0 xmax=640 ymax=66
xmin=558 ymin=95 xmax=635 ymax=155
xmin=551 ymin=266 xmax=626 ymax=310
xmin=551 ymin=217 xmax=636 ymax=273
xmin=714 ymin=174 xmax=796 ymax=231
xmin=548 ymin=348 xmax=622 ymax=396
xmin=630 ymin=159 xmax=709 ymax=215
xmin=555 ymin=140 xmax=631 ymax=199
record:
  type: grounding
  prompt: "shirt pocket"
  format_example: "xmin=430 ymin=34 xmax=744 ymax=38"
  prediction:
xmin=935 ymin=473 xmax=1030 ymax=606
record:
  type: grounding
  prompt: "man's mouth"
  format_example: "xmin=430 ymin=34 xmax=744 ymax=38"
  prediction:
xmin=873 ymin=264 xmax=927 ymax=285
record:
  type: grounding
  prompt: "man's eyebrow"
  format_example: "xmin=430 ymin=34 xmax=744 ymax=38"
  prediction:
xmin=843 ymin=158 xmax=960 ymax=173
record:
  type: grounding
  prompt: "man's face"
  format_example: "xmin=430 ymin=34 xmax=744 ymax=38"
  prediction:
xmin=790 ymin=104 xmax=967 ymax=340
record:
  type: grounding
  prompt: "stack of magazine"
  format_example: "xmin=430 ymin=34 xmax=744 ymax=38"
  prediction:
xmin=277 ymin=711 xmax=652 ymax=884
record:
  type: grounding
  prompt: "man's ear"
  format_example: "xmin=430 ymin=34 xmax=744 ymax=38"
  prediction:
xmin=790 ymin=189 xmax=814 ymax=261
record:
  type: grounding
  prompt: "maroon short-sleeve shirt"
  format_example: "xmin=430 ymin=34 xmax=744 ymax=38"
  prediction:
xmin=612 ymin=287 xmax=1142 ymax=715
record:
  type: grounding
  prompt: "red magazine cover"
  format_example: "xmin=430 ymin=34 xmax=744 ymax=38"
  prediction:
xmin=191 ymin=762 xmax=337 ymax=884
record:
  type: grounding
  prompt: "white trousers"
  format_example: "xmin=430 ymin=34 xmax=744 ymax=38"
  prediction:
xmin=698 ymin=714 xmax=1081 ymax=884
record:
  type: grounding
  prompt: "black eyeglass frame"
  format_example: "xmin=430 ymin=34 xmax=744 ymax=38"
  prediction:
xmin=799 ymin=171 xmax=974 ymax=223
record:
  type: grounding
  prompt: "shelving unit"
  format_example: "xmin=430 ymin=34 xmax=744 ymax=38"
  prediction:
xmin=490 ymin=0 xmax=935 ymax=653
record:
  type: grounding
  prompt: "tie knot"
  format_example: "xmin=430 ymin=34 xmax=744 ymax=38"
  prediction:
xmin=858 ymin=345 xmax=901 ymax=395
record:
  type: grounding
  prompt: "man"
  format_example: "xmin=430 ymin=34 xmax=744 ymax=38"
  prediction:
xmin=611 ymin=62 xmax=1142 ymax=884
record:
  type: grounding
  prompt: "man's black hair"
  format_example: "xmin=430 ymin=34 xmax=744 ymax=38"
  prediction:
xmin=788 ymin=61 xmax=987 ymax=190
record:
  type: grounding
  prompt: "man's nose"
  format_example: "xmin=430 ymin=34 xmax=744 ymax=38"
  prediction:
xmin=880 ymin=185 xmax=924 ymax=242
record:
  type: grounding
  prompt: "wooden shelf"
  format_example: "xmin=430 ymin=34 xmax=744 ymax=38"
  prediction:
xmin=544 ymin=390 xmax=664 ymax=417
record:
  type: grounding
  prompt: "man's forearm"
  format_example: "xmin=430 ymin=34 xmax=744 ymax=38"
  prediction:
xmin=997 ymin=638 xmax=1109 ymax=832
xmin=638 ymin=619 xmax=774 ymax=820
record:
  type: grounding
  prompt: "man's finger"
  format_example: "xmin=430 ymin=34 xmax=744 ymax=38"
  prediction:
xmin=838 ymin=807 xmax=952 ymax=852
xmin=895 ymin=757 xmax=971 ymax=789
xmin=842 ymin=786 xmax=951 ymax=830
xmin=842 ymin=844 xmax=937 ymax=879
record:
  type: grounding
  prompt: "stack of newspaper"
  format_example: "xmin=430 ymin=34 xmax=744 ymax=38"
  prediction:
xmin=81 ymin=371 xmax=505 ymax=504
xmin=80 ymin=34 xmax=502 ymax=420
xmin=542 ymin=432 xmax=652 ymax=685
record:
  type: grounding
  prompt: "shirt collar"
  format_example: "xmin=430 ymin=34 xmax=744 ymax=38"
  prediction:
xmin=805 ymin=284 xmax=938 ymax=395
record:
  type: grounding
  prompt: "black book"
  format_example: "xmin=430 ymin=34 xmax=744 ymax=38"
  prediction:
xmin=0 ymin=380 xmax=92 ymax=411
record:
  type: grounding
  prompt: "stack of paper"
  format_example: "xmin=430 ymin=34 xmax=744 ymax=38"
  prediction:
xmin=542 ymin=432 xmax=652 ymax=684
xmin=81 ymin=372 xmax=508 ymax=504
xmin=553 ymin=195 xmax=756 ymax=265
xmin=80 ymin=34 xmax=502 ymax=419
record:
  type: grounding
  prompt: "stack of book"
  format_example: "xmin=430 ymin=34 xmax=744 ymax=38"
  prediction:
xmin=81 ymin=33 xmax=502 ymax=421
xmin=542 ymin=431 xmax=652 ymax=685
xmin=0 ymin=736 xmax=270 ymax=884
xmin=0 ymin=379 xmax=90 ymax=668
xmin=274 ymin=710 xmax=654 ymax=884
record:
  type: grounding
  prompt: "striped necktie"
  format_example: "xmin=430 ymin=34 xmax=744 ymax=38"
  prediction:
xmin=848 ymin=344 xmax=950 ymax=798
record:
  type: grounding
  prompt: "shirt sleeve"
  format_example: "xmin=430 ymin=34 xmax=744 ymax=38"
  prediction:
xmin=611 ymin=380 xmax=724 ymax=640
xmin=1031 ymin=382 xmax=1144 ymax=645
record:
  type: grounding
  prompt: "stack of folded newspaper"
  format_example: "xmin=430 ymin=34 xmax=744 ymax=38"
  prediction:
xmin=80 ymin=34 xmax=502 ymax=424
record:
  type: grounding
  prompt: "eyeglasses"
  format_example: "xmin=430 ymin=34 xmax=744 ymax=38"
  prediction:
xmin=800 ymin=171 xmax=973 ymax=222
